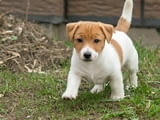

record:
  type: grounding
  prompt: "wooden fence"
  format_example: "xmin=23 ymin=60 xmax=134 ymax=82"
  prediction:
xmin=0 ymin=0 xmax=160 ymax=27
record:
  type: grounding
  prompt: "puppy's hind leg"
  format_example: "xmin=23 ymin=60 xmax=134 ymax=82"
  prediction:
xmin=90 ymin=84 xmax=104 ymax=93
xmin=127 ymin=50 xmax=138 ymax=88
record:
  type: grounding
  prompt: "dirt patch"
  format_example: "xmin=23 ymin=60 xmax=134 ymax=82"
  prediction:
xmin=0 ymin=14 xmax=71 ymax=73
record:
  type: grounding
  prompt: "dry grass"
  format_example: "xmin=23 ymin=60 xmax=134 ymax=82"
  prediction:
xmin=0 ymin=14 xmax=71 ymax=73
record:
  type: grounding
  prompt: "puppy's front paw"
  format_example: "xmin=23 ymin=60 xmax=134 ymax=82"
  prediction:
xmin=62 ymin=91 xmax=77 ymax=100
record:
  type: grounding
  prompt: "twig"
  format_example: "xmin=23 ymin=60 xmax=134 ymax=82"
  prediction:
xmin=25 ymin=0 xmax=30 ymax=22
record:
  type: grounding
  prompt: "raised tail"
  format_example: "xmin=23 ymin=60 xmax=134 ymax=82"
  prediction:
xmin=115 ymin=0 xmax=133 ymax=33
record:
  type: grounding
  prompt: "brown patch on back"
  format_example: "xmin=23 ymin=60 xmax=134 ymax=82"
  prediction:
xmin=115 ymin=17 xmax=130 ymax=33
xmin=111 ymin=39 xmax=123 ymax=64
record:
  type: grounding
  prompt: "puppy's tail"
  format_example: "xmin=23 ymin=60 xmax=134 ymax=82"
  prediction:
xmin=115 ymin=0 xmax=133 ymax=33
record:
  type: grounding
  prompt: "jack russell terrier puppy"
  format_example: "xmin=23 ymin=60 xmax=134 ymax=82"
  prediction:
xmin=62 ymin=0 xmax=138 ymax=100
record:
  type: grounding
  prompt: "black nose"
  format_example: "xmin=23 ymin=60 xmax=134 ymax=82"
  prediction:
xmin=84 ymin=52 xmax=91 ymax=59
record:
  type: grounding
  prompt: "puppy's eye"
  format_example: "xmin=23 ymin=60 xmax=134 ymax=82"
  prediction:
xmin=76 ymin=38 xmax=83 ymax=43
xmin=94 ymin=39 xmax=100 ymax=43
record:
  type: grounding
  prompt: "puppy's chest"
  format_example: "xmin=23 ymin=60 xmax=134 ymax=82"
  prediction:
xmin=80 ymin=64 xmax=109 ymax=84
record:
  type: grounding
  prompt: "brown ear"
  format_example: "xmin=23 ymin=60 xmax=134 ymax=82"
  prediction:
xmin=99 ymin=22 xmax=113 ymax=43
xmin=66 ymin=22 xmax=80 ymax=41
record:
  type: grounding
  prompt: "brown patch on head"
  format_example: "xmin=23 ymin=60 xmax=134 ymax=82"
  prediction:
xmin=98 ymin=22 xmax=114 ymax=43
xmin=66 ymin=21 xmax=113 ymax=54
xmin=111 ymin=39 xmax=123 ymax=64
xmin=115 ymin=17 xmax=130 ymax=33
xmin=66 ymin=22 xmax=80 ymax=41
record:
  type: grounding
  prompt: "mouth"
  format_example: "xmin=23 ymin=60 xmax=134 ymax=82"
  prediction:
xmin=82 ymin=58 xmax=92 ymax=62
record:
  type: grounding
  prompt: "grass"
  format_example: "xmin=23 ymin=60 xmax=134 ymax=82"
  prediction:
xmin=0 ymin=42 xmax=160 ymax=120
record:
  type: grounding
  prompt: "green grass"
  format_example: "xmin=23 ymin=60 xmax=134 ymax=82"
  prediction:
xmin=0 ymin=43 xmax=160 ymax=120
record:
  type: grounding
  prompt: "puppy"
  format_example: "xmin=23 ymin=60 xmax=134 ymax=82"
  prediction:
xmin=62 ymin=0 xmax=138 ymax=100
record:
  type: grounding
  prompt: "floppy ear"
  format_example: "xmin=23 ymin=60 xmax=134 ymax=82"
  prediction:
xmin=99 ymin=23 xmax=113 ymax=43
xmin=66 ymin=22 xmax=80 ymax=41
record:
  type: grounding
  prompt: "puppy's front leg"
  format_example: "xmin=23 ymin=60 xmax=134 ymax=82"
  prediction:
xmin=62 ymin=71 xmax=81 ymax=99
xmin=110 ymin=71 xmax=125 ymax=100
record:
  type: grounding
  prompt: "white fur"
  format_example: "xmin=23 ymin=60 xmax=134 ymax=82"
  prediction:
xmin=80 ymin=46 xmax=98 ymax=61
xmin=62 ymin=31 xmax=138 ymax=100
xmin=62 ymin=0 xmax=137 ymax=100
xmin=90 ymin=84 xmax=104 ymax=93
xmin=121 ymin=0 xmax=133 ymax=22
